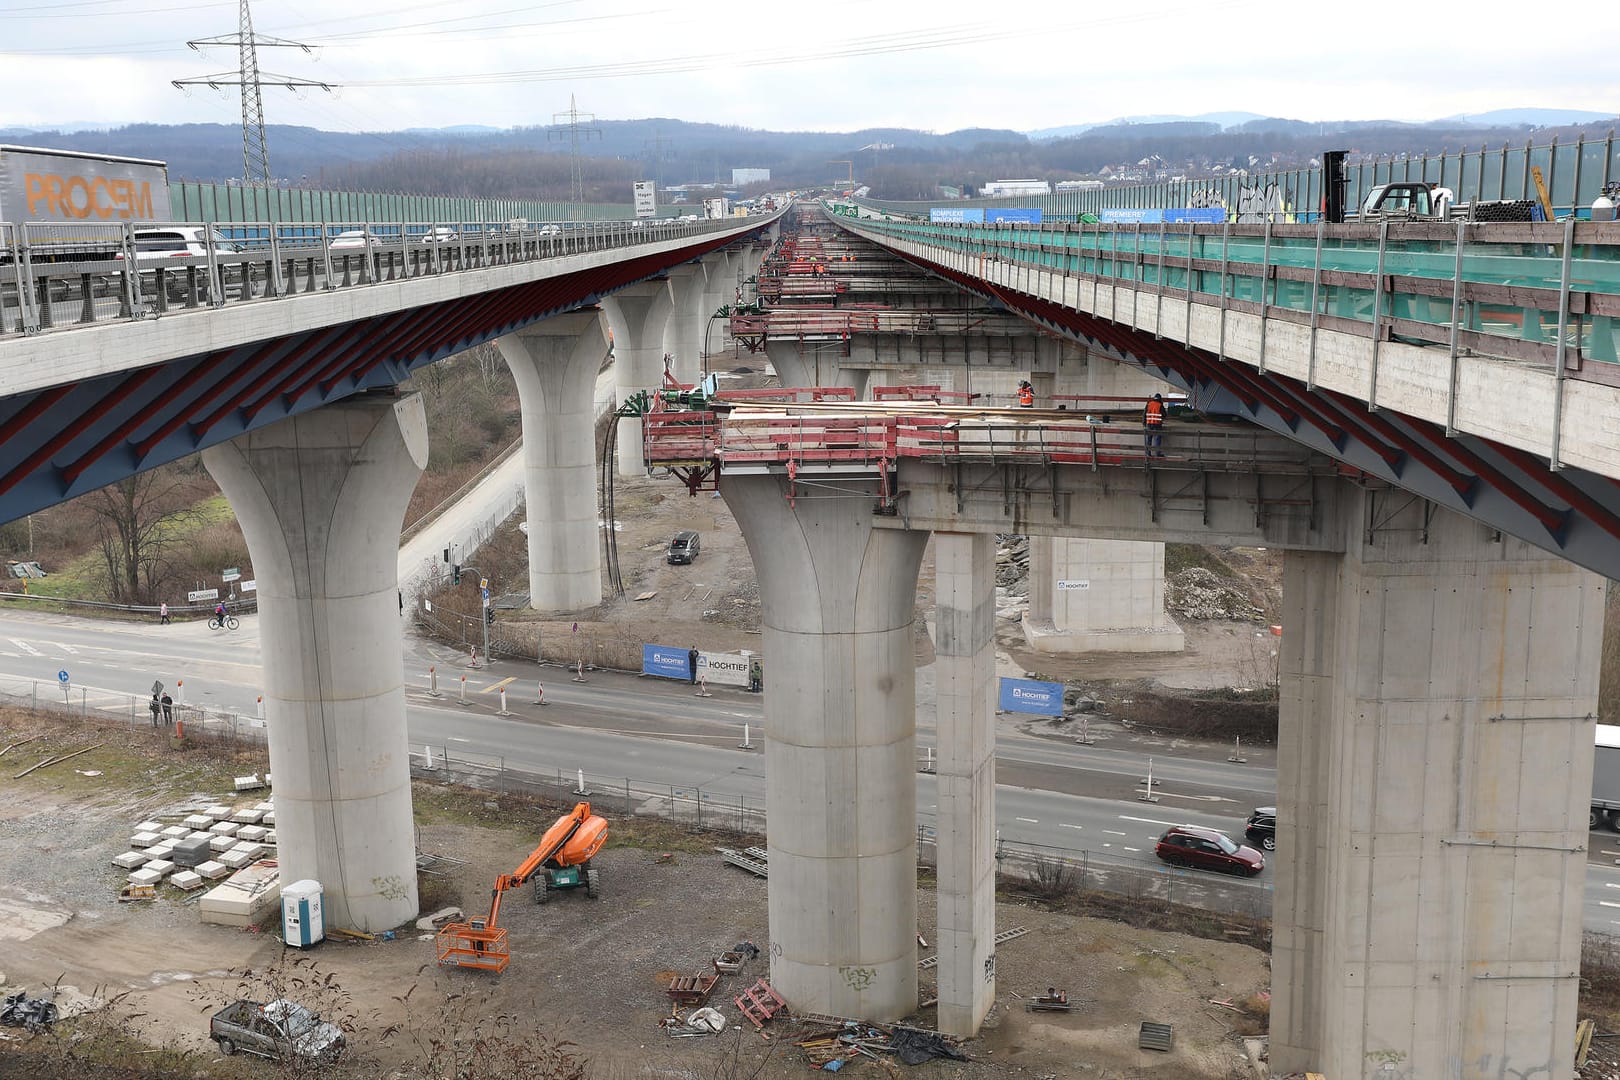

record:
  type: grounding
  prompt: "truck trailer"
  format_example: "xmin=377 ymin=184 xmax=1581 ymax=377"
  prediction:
xmin=1592 ymin=725 xmax=1620 ymax=830
xmin=1 ymin=144 xmax=172 ymax=262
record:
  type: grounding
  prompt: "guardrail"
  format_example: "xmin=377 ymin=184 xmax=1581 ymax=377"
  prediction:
xmin=836 ymin=213 xmax=1620 ymax=385
xmin=0 ymin=214 xmax=765 ymax=339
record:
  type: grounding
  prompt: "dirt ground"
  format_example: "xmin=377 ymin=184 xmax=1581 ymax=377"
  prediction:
xmin=0 ymin=737 xmax=1270 ymax=1079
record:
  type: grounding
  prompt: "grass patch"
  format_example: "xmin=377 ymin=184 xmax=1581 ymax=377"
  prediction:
xmin=1164 ymin=543 xmax=1238 ymax=579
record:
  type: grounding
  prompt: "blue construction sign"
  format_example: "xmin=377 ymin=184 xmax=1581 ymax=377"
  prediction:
xmin=997 ymin=677 xmax=1064 ymax=716
xmin=642 ymin=644 xmax=694 ymax=681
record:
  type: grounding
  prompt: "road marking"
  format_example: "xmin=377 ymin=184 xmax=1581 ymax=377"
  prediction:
xmin=1015 ymin=817 xmax=1039 ymax=824
xmin=1119 ymin=815 xmax=1181 ymax=827
xmin=54 ymin=642 xmax=78 ymax=654
xmin=1600 ymin=900 xmax=1620 ymax=909
xmin=480 ymin=677 xmax=516 ymax=694
xmin=1602 ymin=849 xmax=1620 ymax=857
xmin=1123 ymin=846 xmax=1141 ymax=853
xmin=447 ymin=736 xmax=470 ymax=743
xmin=10 ymin=639 xmax=40 ymax=656
xmin=1605 ymin=882 xmax=1620 ymax=889
xmin=1103 ymin=829 xmax=1127 ymax=837
xmin=1059 ymin=823 xmax=1083 ymax=830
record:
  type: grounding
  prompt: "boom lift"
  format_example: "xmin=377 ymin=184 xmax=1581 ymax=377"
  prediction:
xmin=434 ymin=801 xmax=609 ymax=973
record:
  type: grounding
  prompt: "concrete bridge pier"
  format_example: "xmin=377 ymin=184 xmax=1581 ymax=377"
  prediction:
xmin=704 ymin=249 xmax=736 ymax=312
xmin=1272 ymin=491 xmax=1603 ymax=1080
xmin=662 ymin=263 xmax=708 ymax=384
xmin=603 ymin=280 xmax=673 ymax=476
xmin=932 ymin=532 xmax=999 ymax=1036
xmin=765 ymin=341 xmax=870 ymax=399
xmin=1024 ymin=355 xmax=1183 ymax=653
xmin=724 ymin=473 xmax=927 ymax=1020
xmin=496 ymin=308 xmax=610 ymax=612
xmin=202 ymin=394 xmax=426 ymax=932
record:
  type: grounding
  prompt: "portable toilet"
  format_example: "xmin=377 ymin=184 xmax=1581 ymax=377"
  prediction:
xmin=281 ymin=879 xmax=324 ymax=947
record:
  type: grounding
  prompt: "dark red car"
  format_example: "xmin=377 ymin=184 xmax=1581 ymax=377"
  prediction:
xmin=1154 ymin=824 xmax=1265 ymax=877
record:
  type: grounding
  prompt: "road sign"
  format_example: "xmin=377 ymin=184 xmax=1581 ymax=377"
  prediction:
xmin=241 ymin=580 xmax=257 ymax=593
xmin=188 ymin=588 xmax=219 ymax=603
xmin=633 ymin=180 xmax=656 ymax=218
xmin=481 ymin=588 xmax=490 ymax=604
xmin=151 ymin=680 xmax=164 ymax=697
xmin=57 ymin=669 xmax=69 ymax=684
xmin=479 ymin=577 xmax=489 ymax=590
xmin=221 ymin=568 xmax=241 ymax=583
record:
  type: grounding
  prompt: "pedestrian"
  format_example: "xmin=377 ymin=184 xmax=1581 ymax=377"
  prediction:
xmin=149 ymin=693 xmax=161 ymax=728
xmin=398 ymin=590 xmax=404 ymax=616
xmin=749 ymin=658 xmax=763 ymax=693
xmin=160 ymin=693 xmax=173 ymax=725
xmin=158 ymin=601 xmax=169 ymax=625
xmin=1143 ymin=392 xmax=1166 ymax=457
xmin=687 ymin=646 xmax=700 ymax=685
xmin=1017 ymin=380 xmax=1034 ymax=408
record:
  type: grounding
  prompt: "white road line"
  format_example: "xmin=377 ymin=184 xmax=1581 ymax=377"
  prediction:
xmin=1103 ymin=829 xmax=1127 ymax=837
xmin=11 ymin=639 xmax=40 ymax=656
xmin=1600 ymin=900 xmax=1620 ymax=909
xmin=1123 ymin=846 xmax=1141 ymax=853
xmin=447 ymin=736 xmax=471 ymax=743
xmin=55 ymin=642 xmax=78 ymax=654
xmin=1058 ymin=823 xmax=1083 ymax=830
xmin=1605 ymin=882 xmax=1620 ymax=889
xmin=1602 ymin=849 xmax=1620 ymax=857
xmin=1015 ymin=817 xmax=1039 ymax=824
xmin=1119 ymin=815 xmax=1182 ymax=827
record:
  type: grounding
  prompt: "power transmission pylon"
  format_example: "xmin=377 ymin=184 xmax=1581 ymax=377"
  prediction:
xmin=173 ymin=0 xmax=331 ymax=188
xmin=549 ymin=95 xmax=602 ymax=203
xmin=643 ymin=129 xmax=674 ymax=188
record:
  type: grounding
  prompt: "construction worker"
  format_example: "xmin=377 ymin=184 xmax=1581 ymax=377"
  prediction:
xmin=1016 ymin=380 xmax=1035 ymax=408
xmin=1143 ymin=393 xmax=1166 ymax=457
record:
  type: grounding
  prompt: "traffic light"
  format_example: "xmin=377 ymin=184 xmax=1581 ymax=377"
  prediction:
xmin=485 ymin=608 xmax=495 ymax=626
xmin=452 ymin=564 xmax=462 ymax=585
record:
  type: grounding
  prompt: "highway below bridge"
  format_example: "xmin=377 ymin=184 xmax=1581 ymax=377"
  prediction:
xmin=8 ymin=604 xmax=1620 ymax=937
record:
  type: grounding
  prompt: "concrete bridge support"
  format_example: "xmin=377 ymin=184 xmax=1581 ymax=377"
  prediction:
xmin=1272 ymin=491 xmax=1603 ymax=1080
xmin=202 ymin=394 xmax=426 ymax=932
xmin=931 ymin=532 xmax=999 ymax=1036
xmin=765 ymin=341 xmax=870 ymax=399
xmin=662 ymin=263 xmax=708 ymax=384
xmin=1024 ymin=354 xmax=1183 ymax=653
xmin=603 ymin=280 xmax=673 ymax=476
xmin=496 ymin=309 xmax=610 ymax=612
xmin=724 ymin=473 xmax=927 ymax=1020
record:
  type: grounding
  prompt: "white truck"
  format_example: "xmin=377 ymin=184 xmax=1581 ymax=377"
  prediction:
xmin=0 ymin=145 xmax=170 ymax=227
xmin=1592 ymin=725 xmax=1620 ymax=830
xmin=703 ymin=197 xmax=729 ymax=220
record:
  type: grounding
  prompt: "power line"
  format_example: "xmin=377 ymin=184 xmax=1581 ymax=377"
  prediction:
xmin=172 ymin=0 xmax=332 ymax=186
xmin=549 ymin=94 xmax=600 ymax=203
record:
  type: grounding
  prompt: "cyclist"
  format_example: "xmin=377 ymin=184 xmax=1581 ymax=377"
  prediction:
xmin=214 ymin=601 xmax=226 ymax=627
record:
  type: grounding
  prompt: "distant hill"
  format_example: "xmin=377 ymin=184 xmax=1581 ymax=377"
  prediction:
xmin=1028 ymin=111 xmax=1265 ymax=140
xmin=1444 ymin=108 xmax=1616 ymax=127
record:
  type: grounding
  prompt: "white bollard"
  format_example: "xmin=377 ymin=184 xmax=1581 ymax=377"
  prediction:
xmin=1228 ymin=735 xmax=1247 ymax=763
xmin=469 ymin=644 xmax=478 ymax=669
xmin=695 ymin=674 xmax=712 ymax=698
xmin=533 ymin=682 xmax=546 ymax=706
xmin=572 ymin=659 xmax=587 ymax=683
xmin=574 ymin=768 xmax=590 ymax=796
xmin=458 ymin=674 xmax=468 ymax=707
xmin=176 ymin=679 xmax=185 ymax=705
xmin=256 ymin=695 xmax=264 ymax=719
xmin=738 ymin=723 xmax=753 ymax=749
xmin=1138 ymin=756 xmax=1161 ymax=803
xmin=498 ymin=687 xmax=510 ymax=717
xmin=423 ymin=744 xmax=434 ymax=769
xmin=429 ymin=666 xmax=441 ymax=698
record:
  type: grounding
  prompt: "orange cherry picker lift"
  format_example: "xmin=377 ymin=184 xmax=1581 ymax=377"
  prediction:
xmin=435 ymin=801 xmax=609 ymax=973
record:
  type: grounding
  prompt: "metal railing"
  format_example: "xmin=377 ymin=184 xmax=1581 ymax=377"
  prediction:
xmin=0 ymin=215 xmax=761 ymax=339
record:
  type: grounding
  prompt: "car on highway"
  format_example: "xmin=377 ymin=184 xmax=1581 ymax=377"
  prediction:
xmin=327 ymin=229 xmax=382 ymax=251
xmin=1154 ymin=824 xmax=1264 ymax=876
xmin=123 ymin=226 xmax=245 ymax=300
xmin=417 ymin=226 xmax=459 ymax=244
xmin=1244 ymin=807 xmax=1276 ymax=851
xmin=537 ymin=224 xmax=562 ymax=237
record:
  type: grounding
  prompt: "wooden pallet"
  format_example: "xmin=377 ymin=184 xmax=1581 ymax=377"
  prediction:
xmin=666 ymin=974 xmax=720 ymax=1006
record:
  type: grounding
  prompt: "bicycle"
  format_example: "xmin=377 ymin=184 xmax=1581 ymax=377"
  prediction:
xmin=208 ymin=614 xmax=240 ymax=631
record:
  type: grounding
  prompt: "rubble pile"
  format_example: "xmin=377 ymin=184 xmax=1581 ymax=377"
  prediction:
xmin=995 ymin=534 xmax=1030 ymax=595
xmin=1165 ymin=568 xmax=1263 ymax=621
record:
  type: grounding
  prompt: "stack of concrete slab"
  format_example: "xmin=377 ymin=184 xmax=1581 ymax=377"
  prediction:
xmin=220 ymin=844 xmax=262 ymax=870
xmin=208 ymin=835 xmax=237 ymax=854
xmin=135 ymin=820 xmax=164 ymax=834
xmin=113 ymin=851 xmax=149 ymax=870
xmin=194 ymin=860 xmax=229 ymax=880
xmin=183 ymin=814 xmax=215 ymax=830
xmin=230 ymin=807 xmax=264 ymax=825
xmin=130 ymin=831 xmax=160 ymax=848
xmin=128 ymin=867 xmax=164 ymax=888
xmin=159 ymin=825 xmax=189 ymax=840
xmin=203 ymin=804 xmax=231 ymax=819
xmin=199 ymin=860 xmax=281 ymax=927
xmin=171 ymin=836 xmax=213 ymax=869
xmin=146 ymin=841 xmax=174 ymax=859
xmin=209 ymin=821 xmax=239 ymax=837
xmin=169 ymin=870 xmax=204 ymax=891
xmin=236 ymin=824 xmax=269 ymax=843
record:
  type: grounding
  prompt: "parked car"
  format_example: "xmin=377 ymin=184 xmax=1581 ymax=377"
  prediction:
xmin=418 ymin=226 xmax=459 ymax=244
xmin=327 ymin=229 xmax=382 ymax=251
xmin=209 ymin=999 xmax=344 ymax=1064
xmin=1154 ymin=824 xmax=1264 ymax=876
xmin=1244 ymin=807 xmax=1276 ymax=851
xmin=667 ymin=530 xmax=700 ymax=564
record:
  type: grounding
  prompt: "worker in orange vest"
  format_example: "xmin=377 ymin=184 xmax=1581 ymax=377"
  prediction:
xmin=1143 ymin=393 xmax=1166 ymax=457
xmin=1017 ymin=381 xmax=1035 ymax=408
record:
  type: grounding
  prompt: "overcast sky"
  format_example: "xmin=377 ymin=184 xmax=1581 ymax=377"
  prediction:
xmin=2 ymin=0 xmax=1616 ymax=138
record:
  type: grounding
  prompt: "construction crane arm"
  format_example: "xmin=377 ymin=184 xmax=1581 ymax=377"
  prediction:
xmin=481 ymin=801 xmax=594 ymax=930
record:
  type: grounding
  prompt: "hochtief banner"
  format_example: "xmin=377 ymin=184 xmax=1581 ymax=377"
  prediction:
xmin=997 ymin=676 xmax=1065 ymax=716
xmin=641 ymin=644 xmax=752 ymax=687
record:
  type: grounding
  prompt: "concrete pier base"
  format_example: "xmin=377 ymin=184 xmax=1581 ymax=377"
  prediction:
xmin=497 ymin=308 xmax=609 ymax=612
xmin=603 ymin=280 xmax=673 ymax=476
xmin=1022 ymin=536 xmax=1184 ymax=653
xmin=724 ymin=473 xmax=927 ymax=1020
xmin=1271 ymin=491 xmax=1603 ymax=1079
xmin=202 ymin=394 xmax=426 ymax=932
xmin=765 ymin=341 xmax=869 ymax=399
xmin=931 ymin=532 xmax=998 ymax=1036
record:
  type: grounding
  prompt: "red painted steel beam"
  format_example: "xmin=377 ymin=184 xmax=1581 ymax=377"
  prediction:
xmin=0 ymin=366 xmax=162 ymax=497
xmin=0 ymin=385 xmax=75 ymax=456
xmin=1316 ymin=388 xmax=1471 ymax=492
xmin=132 ymin=338 xmax=290 ymax=458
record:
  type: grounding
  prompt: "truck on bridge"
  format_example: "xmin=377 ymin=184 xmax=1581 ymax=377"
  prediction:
xmin=1 ymin=144 xmax=171 ymax=229
xmin=1592 ymin=725 xmax=1620 ymax=830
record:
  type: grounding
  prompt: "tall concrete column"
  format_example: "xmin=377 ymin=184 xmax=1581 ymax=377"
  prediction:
xmin=932 ymin=532 xmax=998 ymax=1036
xmin=724 ymin=473 xmax=928 ymax=1021
xmin=703 ymin=249 xmax=736 ymax=313
xmin=662 ymin=263 xmax=708 ymax=384
xmin=1024 ymin=350 xmax=1183 ymax=653
xmin=1271 ymin=492 xmax=1603 ymax=1079
xmin=496 ymin=309 xmax=609 ymax=612
xmin=202 ymin=395 xmax=426 ymax=932
xmin=602 ymin=280 xmax=673 ymax=476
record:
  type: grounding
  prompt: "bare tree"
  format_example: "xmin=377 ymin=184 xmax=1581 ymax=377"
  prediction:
xmin=82 ymin=468 xmax=200 ymax=605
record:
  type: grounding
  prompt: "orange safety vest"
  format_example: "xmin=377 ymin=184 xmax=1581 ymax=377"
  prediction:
xmin=1144 ymin=399 xmax=1165 ymax=427
xmin=1017 ymin=385 xmax=1034 ymax=407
